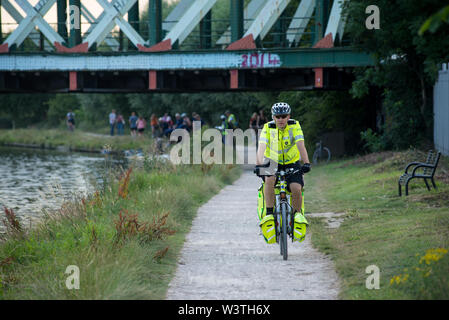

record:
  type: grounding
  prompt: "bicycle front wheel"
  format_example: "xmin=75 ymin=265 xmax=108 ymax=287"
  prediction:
xmin=281 ymin=203 xmax=288 ymax=260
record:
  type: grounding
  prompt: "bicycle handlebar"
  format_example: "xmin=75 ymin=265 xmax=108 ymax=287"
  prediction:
xmin=254 ymin=164 xmax=303 ymax=177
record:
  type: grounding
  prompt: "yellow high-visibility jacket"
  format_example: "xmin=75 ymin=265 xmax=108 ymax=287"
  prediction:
xmin=259 ymin=119 xmax=305 ymax=165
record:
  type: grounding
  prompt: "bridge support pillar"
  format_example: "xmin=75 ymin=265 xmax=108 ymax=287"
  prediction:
xmin=0 ymin=0 xmax=3 ymax=44
xmin=149 ymin=0 xmax=162 ymax=46
xmin=273 ymin=11 xmax=287 ymax=47
xmin=149 ymin=70 xmax=157 ymax=90
xmin=315 ymin=0 xmax=330 ymax=44
xmin=69 ymin=0 xmax=81 ymax=47
xmin=314 ymin=68 xmax=323 ymax=88
xmin=200 ymin=10 xmax=212 ymax=49
xmin=128 ymin=1 xmax=139 ymax=50
xmin=230 ymin=69 xmax=238 ymax=89
xmin=230 ymin=0 xmax=244 ymax=42
xmin=69 ymin=71 xmax=78 ymax=91
xmin=57 ymin=0 xmax=68 ymax=44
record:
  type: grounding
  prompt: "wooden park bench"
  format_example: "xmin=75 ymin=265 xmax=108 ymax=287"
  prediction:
xmin=398 ymin=150 xmax=441 ymax=196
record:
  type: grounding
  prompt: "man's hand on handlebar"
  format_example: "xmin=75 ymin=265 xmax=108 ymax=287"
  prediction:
xmin=301 ymin=163 xmax=311 ymax=174
xmin=254 ymin=162 xmax=272 ymax=178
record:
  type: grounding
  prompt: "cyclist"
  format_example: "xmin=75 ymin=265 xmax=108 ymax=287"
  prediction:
xmin=225 ymin=110 xmax=238 ymax=129
xmin=256 ymin=102 xmax=311 ymax=241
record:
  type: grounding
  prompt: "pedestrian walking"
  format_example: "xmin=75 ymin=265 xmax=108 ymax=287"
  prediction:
xmin=116 ymin=113 xmax=125 ymax=135
xmin=109 ymin=109 xmax=117 ymax=136
xmin=129 ymin=111 xmax=138 ymax=137
xmin=66 ymin=110 xmax=75 ymax=132
xmin=137 ymin=116 xmax=146 ymax=137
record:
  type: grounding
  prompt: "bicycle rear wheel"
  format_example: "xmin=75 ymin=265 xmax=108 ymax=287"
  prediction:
xmin=281 ymin=204 xmax=288 ymax=260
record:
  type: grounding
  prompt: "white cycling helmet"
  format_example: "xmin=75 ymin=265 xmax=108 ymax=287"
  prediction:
xmin=271 ymin=102 xmax=291 ymax=116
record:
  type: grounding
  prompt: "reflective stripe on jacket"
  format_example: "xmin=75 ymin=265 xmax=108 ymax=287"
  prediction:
xmin=259 ymin=119 xmax=304 ymax=165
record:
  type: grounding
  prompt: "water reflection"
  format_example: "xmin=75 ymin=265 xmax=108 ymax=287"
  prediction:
xmin=0 ymin=146 xmax=126 ymax=229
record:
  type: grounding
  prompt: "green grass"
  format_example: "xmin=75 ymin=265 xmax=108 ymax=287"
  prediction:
xmin=0 ymin=160 xmax=241 ymax=299
xmin=0 ymin=129 xmax=157 ymax=153
xmin=305 ymin=150 xmax=449 ymax=299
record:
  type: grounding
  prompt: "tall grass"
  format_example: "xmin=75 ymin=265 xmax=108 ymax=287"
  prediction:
xmin=0 ymin=159 xmax=241 ymax=299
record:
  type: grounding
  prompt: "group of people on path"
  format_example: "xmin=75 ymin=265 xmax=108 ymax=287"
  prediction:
xmin=109 ymin=109 xmax=147 ymax=137
xmin=107 ymin=110 xmax=206 ymax=138
xmin=68 ymin=109 xmax=270 ymax=144
xmin=150 ymin=112 xmax=206 ymax=138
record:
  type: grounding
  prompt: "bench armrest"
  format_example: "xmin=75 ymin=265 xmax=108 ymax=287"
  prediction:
xmin=411 ymin=163 xmax=435 ymax=176
xmin=405 ymin=162 xmax=426 ymax=173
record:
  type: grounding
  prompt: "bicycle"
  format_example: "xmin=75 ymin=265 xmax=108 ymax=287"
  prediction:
xmin=312 ymin=140 xmax=331 ymax=164
xmin=254 ymin=163 xmax=305 ymax=261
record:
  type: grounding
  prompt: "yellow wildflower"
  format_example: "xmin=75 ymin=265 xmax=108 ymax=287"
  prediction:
xmin=419 ymin=248 xmax=448 ymax=265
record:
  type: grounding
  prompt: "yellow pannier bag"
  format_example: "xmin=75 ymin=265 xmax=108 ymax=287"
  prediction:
xmin=293 ymin=212 xmax=308 ymax=243
xmin=257 ymin=181 xmax=307 ymax=243
xmin=257 ymin=182 xmax=266 ymax=220
xmin=259 ymin=214 xmax=276 ymax=244
xmin=258 ymin=181 xmax=305 ymax=218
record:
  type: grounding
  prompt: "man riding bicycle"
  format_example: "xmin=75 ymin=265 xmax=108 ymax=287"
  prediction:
xmin=256 ymin=102 xmax=311 ymax=242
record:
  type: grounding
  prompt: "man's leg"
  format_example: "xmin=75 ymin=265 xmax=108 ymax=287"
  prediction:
xmin=289 ymin=182 xmax=303 ymax=214
xmin=264 ymin=176 xmax=276 ymax=214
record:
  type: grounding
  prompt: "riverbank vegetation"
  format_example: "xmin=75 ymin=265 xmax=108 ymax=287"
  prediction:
xmin=0 ymin=128 xmax=157 ymax=153
xmin=0 ymin=159 xmax=240 ymax=299
xmin=306 ymin=150 xmax=449 ymax=299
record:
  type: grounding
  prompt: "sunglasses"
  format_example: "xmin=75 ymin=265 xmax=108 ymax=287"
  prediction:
xmin=274 ymin=115 xmax=288 ymax=119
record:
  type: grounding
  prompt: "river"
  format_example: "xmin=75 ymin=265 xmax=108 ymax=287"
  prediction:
xmin=0 ymin=146 xmax=126 ymax=231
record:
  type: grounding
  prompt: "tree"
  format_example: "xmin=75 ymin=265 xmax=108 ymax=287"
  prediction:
xmin=419 ymin=5 xmax=449 ymax=35
xmin=344 ymin=0 xmax=449 ymax=149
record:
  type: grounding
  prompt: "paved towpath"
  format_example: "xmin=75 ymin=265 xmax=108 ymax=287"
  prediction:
xmin=166 ymin=168 xmax=340 ymax=300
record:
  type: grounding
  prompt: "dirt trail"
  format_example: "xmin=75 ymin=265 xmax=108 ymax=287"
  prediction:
xmin=166 ymin=169 xmax=340 ymax=300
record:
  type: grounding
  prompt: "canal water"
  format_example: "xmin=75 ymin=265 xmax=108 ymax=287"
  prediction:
xmin=0 ymin=146 xmax=126 ymax=230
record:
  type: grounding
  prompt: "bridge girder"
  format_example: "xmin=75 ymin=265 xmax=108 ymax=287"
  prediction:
xmin=0 ymin=0 xmax=350 ymax=52
xmin=0 ymin=0 xmax=362 ymax=92
xmin=0 ymin=48 xmax=374 ymax=93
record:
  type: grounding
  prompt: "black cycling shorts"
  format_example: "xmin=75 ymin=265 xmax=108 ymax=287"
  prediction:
xmin=265 ymin=161 xmax=304 ymax=189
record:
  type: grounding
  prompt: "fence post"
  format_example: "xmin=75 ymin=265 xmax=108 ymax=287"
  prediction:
xmin=434 ymin=63 xmax=449 ymax=156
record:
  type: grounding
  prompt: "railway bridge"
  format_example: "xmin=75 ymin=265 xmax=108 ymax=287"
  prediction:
xmin=0 ymin=0 xmax=375 ymax=92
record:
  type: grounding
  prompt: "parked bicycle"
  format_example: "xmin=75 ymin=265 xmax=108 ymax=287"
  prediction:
xmin=254 ymin=164 xmax=306 ymax=261
xmin=312 ymin=140 xmax=331 ymax=164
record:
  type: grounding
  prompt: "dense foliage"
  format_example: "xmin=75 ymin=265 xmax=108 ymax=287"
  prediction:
xmin=344 ymin=0 xmax=449 ymax=150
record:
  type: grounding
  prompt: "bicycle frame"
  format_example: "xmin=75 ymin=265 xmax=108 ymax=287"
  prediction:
xmin=274 ymin=172 xmax=293 ymax=238
xmin=274 ymin=169 xmax=299 ymax=260
xmin=254 ymin=164 xmax=304 ymax=260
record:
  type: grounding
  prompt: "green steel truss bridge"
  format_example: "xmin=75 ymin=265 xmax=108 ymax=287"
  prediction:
xmin=0 ymin=0 xmax=374 ymax=93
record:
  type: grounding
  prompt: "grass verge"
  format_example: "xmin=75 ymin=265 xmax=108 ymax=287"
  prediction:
xmin=0 ymin=129 xmax=156 ymax=153
xmin=0 ymin=159 xmax=241 ymax=299
xmin=305 ymin=149 xmax=449 ymax=299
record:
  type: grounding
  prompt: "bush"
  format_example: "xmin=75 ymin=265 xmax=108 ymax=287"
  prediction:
xmin=360 ymin=128 xmax=386 ymax=153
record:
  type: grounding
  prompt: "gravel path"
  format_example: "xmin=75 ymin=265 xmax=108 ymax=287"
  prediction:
xmin=166 ymin=169 xmax=340 ymax=300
